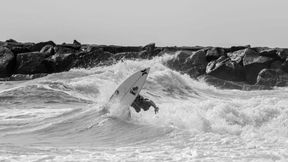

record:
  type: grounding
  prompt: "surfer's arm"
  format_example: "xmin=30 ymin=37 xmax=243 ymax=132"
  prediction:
xmin=154 ymin=106 xmax=159 ymax=114
xmin=147 ymin=99 xmax=159 ymax=114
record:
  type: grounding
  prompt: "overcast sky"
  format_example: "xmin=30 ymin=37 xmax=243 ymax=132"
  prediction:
xmin=0 ymin=0 xmax=287 ymax=47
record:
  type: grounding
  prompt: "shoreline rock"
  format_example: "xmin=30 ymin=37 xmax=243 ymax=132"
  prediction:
xmin=1 ymin=39 xmax=288 ymax=90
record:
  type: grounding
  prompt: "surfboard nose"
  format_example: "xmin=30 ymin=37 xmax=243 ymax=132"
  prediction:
xmin=140 ymin=68 xmax=150 ymax=75
xmin=145 ymin=67 xmax=150 ymax=73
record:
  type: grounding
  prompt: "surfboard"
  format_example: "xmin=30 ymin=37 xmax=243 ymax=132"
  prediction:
xmin=108 ymin=68 xmax=150 ymax=112
xmin=108 ymin=68 xmax=150 ymax=119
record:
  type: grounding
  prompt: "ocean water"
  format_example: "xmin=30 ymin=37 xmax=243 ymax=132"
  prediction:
xmin=0 ymin=55 xmax=288 ymax=162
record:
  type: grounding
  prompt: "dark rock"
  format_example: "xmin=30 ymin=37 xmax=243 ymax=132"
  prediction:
xmin=182 ymin=50 xmax=207 ymax=78
xmin=177 ymin=46 xmax=205 ymax=51
xmin=3 ymin=42 xmax=33 ymax=55
xmin=101 ymin=45 xmax=142 ymax=54
xmin=16 ymin=52 xmax=50 ymax=74
xmin=206 ymin=47 xmax=225 ymax=62
xmin=0 ymin=47 xmax=15 ymax=77
xmin=281 ymin=59 xmax=288 ymax=73
xmin=73 ymin=40 xmax=81 ymax=46
xmin=139 ymin=48 xmax=163 ymax=59
xmin=256 ymin=69 xmax=288 ymax=87
xmin=44 ymin=53 xmax=76 ymax=72
xmin=97 ymin=52 xmax=115 ymax=66
xmin=29 ymin=41 xmax=56 ymax=52
xmin=277 ymin=70 xmax=288 ymax=86
xmin=259 ymin=49 xmax=281 ymax=59
xmin=142 ymin=43 xmax=157 ymax=59
xmin=5 ymin=39 xmax=17 ymax=43
xmin=276 ymin=48 xmax=288 ymax=60
xmin=166 ymin=50 xmax=192 ymax=71
xmin=166 ymin=50 xmax=208 ymax=78
xmin=251 ymin=47 xmax=270 ymax=53
xmin=243 ymin=48 xmax=274 ymax=84
xmin=256 ymin=69 xmax=277 ymax=87
xmin=60 ymin=41 xmax=81 ymax=50
xmin=40 ymin=45 xmax=55 ymax=57
xmin=73 ymin=50 xmax=113 ymax=68
xmin=138 ymin=50 xmax=149 ymax=59
xmin=9 ymin=46 xmax=31 ymax=55
xmin=0 ymin=41 xmax=5 ymax=46
xmin=54 ymin=45 xmax=80 ymax=55
xmin=206 ymin=56 xmax=245 ymax=82
xmin=227 ymin=49 xmax=246 ymax=64
xmin=143 ymin=43 xmax=155 ymax=53
xmin=82 ymin=45 xmax=101 ymax=52
xmin=225 ymin=45 xmax=251 ymax=53
xmin=162 ymin=46 xmax=205 ymax=52
xmin=270 ymin=60 xmax=283 ymax=69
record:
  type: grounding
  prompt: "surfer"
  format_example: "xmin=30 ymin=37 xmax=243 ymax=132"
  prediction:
xmin=131 ymin=95 xmax=159 ymax=114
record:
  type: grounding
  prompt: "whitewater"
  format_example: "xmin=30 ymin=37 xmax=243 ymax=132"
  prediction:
xmin=0 ymin=54 xmax=288 ymax=162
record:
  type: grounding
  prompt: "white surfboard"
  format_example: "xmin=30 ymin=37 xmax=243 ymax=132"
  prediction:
xmin=107 ymin=68 xmax=150 ymax=118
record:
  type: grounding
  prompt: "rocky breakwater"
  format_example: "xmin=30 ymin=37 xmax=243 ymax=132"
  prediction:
xmin=0 ymin=40 xmax=159 ymax=81
xmin=165 ymin=46 xmax=288 ymax=90
xmin=1 ymin=39 xmax=288 ymax=90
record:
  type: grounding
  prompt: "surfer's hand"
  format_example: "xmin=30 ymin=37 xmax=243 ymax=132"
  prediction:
xmin=154 ymin=107 xmax=159 ymax=114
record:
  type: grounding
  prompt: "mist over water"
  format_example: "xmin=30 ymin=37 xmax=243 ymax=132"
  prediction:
xmin=0 ymin=55 xmax=288 ymax=161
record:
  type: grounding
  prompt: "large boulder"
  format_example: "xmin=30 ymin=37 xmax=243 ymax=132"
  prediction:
xmin=16 ymin=52 xmax=50 ymax=74
xmin=3 ymin=41 xmax=32 ymax=55
xmin=276 ymin=48 xmax=288 ymax=60
xmin=73 ymin=40 xmax=81 ymax=46
xmin=140 ymin=43 xmax=161 ymax=58
xmin=5 ymin=39 xmax=17 ymax=43
xmin=139 ymin=47 xmax=162 ymax=59
xmin=40 ymin=45 xmax=55 ymax=57
xmin=256 ymin=69 xmax=288 ymax=87
xmin=166 ymin=50 xmax=193 ymax=71
xmin=227 ymin=49 xmax=247 ymax=64
xmin=54 ymin=45 xmax=80 ymax=55
xmin=270 ymin=60 xmax=283 ymax=69
xmin=44 ymin=53 xmax=76 ymax=72
xmin=259 ymin=49 xmax=281 ymax=59
xmin=29 ymin=41 xmax=56 ymax=52
xmin=206 ymin=56 xmax=245 ymax=82
xmin=243 ymin=48 xmax=274 ymax=84
xmin=143 ymin=43 xmax=155 ymax=53
xmin=182 ymin=50 xmax=208 ymax=78
xmin=206 ymin=47 xmax=225 ymax=62
xmin=166 ymin=50 xmax=208 ymax=78
xmin=0 ymin=47 xmax=15 ymax=77
xmin=73 ymin=50 xmax=113 ymax=68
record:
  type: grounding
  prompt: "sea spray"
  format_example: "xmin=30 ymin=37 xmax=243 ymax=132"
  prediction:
xmin=0 ymin=55 xmax=287 ymax=161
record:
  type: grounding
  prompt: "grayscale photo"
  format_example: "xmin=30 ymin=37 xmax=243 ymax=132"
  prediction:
xmin=0 ymin=0 xmax=288 ymax=161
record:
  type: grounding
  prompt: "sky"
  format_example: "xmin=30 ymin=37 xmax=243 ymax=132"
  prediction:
xmin=0 ymin=0 xmax=288 ymax=47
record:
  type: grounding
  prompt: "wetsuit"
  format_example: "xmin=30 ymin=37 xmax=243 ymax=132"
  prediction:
xmin=131 ymin=95 xmax=159 ymax=113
